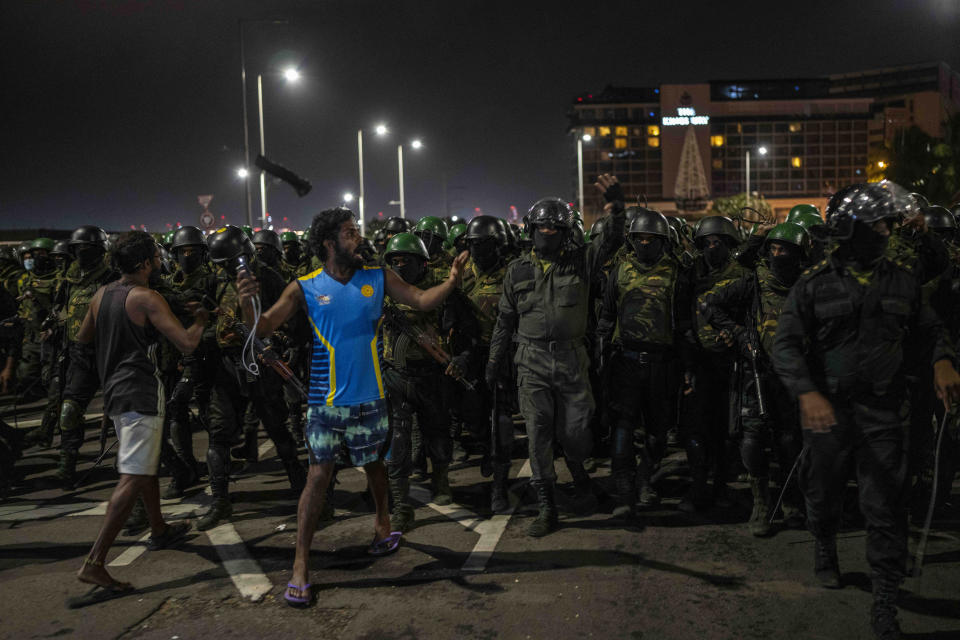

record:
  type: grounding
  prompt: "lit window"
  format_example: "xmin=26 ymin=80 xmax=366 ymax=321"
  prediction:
xmin=736 ymin=123 xmax=743 ymax=134
xmin=789 ymin=122 xmax=802 ymax=133
xmin=712 ymin=159 xmax=723 ymax=170
xmin=710 ymin=135 xmax=724 ymax=147
xmin=584 ymin=127 xmax=595 ymax=136
xmin=598 ymin=126 xmax=611 ymax=137
xmin=647 ymin=125 xmax=660 ymax=137
xmin=615 ymin=126 xmax=628 ymax=137
xmin=647 ymin=137 xmax=660 ymax=148
xmin=791 ymin=157 xmax=802 ymax=168
xmin=614 ymin=138 xmax=627 ymax=149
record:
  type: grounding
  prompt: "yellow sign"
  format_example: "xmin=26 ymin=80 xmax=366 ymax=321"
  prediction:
xmin=361 ymin=284 xmax=374 ymax=297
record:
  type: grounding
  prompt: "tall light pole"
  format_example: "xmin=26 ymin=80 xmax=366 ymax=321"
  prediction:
xmin=239 ymin=18 xmax=287 ymax=228
xmin=577 ymin=133 xmax=592 ymax=213
xmin=397 ymin=139 xmax=423 ymax=219
xmin=357 ymin=123 xmax=388 ymax=237
xmin=256 ymin=67 xmax=300 ymax=229
xmin=746 ymin=145 xmax=768 ymax=199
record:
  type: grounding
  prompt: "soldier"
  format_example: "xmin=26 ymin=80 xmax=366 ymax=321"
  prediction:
xmin=0 ymin=245 xmax=23 ymax=328
xmin=373 ymin=228 xmax=390 ymax=256
xmin=17 ymin=238 xmax=59 ymax=410
xmin=452 ymin=215 xmax=515 ymax=512
xmin=414 ymin=216 xmax=452 ymax=276
xmin=680 ymin=216 xmax=749 ymax=512
xmin=486 ymin=176 xmax=625 ymax=537
xmin=446 ymin=223 xmax=467 ymax=256
xmin=700 ymin=222 xmax=809 ymax=536
xmin=51 ymin=240 xmax=73 ymax=276
xmin=51 ymin=226 xmax=118 ymax=487
xmin=281 ymin=231 xmax=309 ymax=277
xmin=787 ymin=205 xmax=826 ymax=266
xmin=381 ymin=232 xmax=461 ymax=531
xmin=772 ymin=182 xmax=960 ymax=640
xmin=597 ymin=208 xmax=693 ymax=519
xmin=198 ymin=225 xmax=306 ymax=530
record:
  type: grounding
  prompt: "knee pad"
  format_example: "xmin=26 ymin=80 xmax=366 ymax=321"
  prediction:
xmin=59 ymin=398 xmax=84 ymax=432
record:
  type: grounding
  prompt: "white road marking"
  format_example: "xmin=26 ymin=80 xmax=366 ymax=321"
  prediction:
xmin=109 ymin=532 xmax=151 ymax=567
xmin=204 ymin=522 xmax=273 ymax=602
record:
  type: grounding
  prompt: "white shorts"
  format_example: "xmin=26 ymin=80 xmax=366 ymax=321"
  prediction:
xmin=111 ymin=411 xmax=163 ymax=476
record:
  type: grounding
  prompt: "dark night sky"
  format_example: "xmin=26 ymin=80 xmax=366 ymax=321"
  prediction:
xmin=2 ymin=0 xmax=959 ymax=232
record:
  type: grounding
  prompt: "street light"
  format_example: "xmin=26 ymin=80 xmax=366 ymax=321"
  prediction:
xmin=745 ymin=145 xmax=769 ymax=198
xmin=357 ymin=123 xmax=389 ymax=237
xmin=257 ymin=68 xmax=301 ymax=229
xmin=411 ymin=139 xmax=423 ymax=150
xmin=577 ymin=132 xmax=592 ymax=213
xmin=397 ymin=139 xmax=423 ymax=219
xmin=237 ymin=168 xmax=249 ymax=178
xmin=343 ymin=192 xmax=354 ymax=202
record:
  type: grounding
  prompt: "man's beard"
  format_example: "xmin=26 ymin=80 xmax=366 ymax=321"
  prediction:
xmin=334 ymin=241 xmax=363 ymax=269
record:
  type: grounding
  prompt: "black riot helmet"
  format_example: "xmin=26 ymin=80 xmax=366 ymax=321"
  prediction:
xmin=526 ymin=197 xmax=572 ymax=230
xmin=495 ymin=218 xmax=517 ymax=250
xmin=465 ymin=215 xmax=503 ymax=271
xmin=373 ymin=228 xmax=389 ymax=254
xmin=207 ymin=225 xmax=255 ymax=273
xmin=628 ymin=209 xmax=670 ymax=238
xmin=628 ymin=209 xmax=669 ymax=263
xmin=824 ymin=181 xmax=916 ymax=239
xmin=51 ymin=240 xmax=71 ymax=258
xmin=384 ymin=217 xmax=408 ymax=235
xmin=590 ymin=217 xmax=606 ymax=239
xmin=68 ymin=225 xmax=108 ymax=253
xmin=252 ymin=229 xmax=283 ymax=254
xmin=623 ymin=206 xmax=642 ymax=236
xmin=692 ymin=216 xmax=738 ymax=249
xmin=464 ymin=215 xmax=504 ymax=243
xmin=922 ymin=205 xmax=957 ymax=240
xmin=171 ymin=226 xmax=207 ymax=253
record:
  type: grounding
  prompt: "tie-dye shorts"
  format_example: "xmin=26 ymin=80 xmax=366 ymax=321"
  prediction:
xmin=305 ymin=398 xmax=389 ymax=467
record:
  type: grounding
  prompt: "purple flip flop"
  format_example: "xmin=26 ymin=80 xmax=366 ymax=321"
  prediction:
xmin=284 ymin=583 xmax=313 ymax=607
xmin=367 ymin=531 xmax=402 ymax=556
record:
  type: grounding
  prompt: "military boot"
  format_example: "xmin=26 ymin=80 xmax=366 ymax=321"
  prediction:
xmin=611 ymin=457 xmax=637 ymax=520
xmin=636 ymin=452 xmax=660 ymax=508
xmin=564 ymin=458 xmax=598 ymax=515
xmin=527 ymin=481 xmax=559 ymax=537
xmin=162 ymin=466 xmax=196 ymax=500
xmin=411 ymin=426 xmax=428 ymax=481
xmin=431 ymin=463 xmax=453 ymax=506
xmin=748 ymin=475 xmax=772 ymax=537
xmin=814 ymin=536 xmax=841 ymax=589
xmin=284 ymin=458 xmax=307 ymax=494
xmin=22 ymin=422 xmax=54 ymax=449
xmin=231 ymin=428 xmax=258 ymax=463
xmin=123 ymin=498 xmax=149 ymax=536
xmin=388 ymin=474 xmax=415 ymax=533
xmin=491 ymin=463 xmax=511 ymax=514
xmin=197 ymin=446 xmax=232 ymax=531
xmin=54 ymin=448 xmax=79 ymax=491
xmin=870 ymin=577 xmax=902 ymax=639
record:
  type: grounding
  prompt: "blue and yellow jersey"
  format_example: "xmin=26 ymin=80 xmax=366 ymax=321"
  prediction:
xmin=298 ymin=266 xmax=385 ymax=406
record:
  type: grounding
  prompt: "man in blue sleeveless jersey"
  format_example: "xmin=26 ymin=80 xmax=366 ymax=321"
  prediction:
xmin=236 ymin=207 xmax=467 ymax=607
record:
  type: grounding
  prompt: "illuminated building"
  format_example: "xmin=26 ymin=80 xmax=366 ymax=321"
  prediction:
xmin=568 ymin=62 xmax=960 ymax=222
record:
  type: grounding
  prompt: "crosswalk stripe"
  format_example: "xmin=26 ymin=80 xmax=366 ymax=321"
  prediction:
xmin=204 ymin=522 xmax=273 ymax=601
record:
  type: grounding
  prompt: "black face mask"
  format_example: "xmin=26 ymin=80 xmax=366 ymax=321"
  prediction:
xmin=54 ymin=256 xmax=69 ymax=272
xmin=470 ymin=241 xmax=500 ymax=272
xmin=284 ymin=246 xmax=302 ymax=265
xmin=703 ymin=243 xmax=730 ymax=269
xmin=256 ymin=247 xmax=279 ymax=268
xmin=631 ymin=237 xmax=664 ymax=265
xmin=393 ymin=260 xmax=424 ymax=284
xmin=769 ymin=254 xmax=801 ymax=284
xmin=533 ymin=229 xmax=563 ymax=257
xmin=76 ymin=247 xmax=104 ymax=272
xmin=177 ymin=252 xmax=203 ymax=274
xmin=848 ymin=221 xmax=889 ymax=266
xmin=33 ymin=255 xmax=54 ymax=275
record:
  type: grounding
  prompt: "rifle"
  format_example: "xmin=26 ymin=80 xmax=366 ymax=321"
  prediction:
xmin=382 ymin=304 xmax=477 ymax=391
xmin=490 ymin=380 xmax=500 ymax=462
xmin=748 ymin=273 xmax=770 ymax=420
xmin=746 ymin=344 xmax=768 ymax=420
xmin=232 ymin=321 xmax=309 ymax=400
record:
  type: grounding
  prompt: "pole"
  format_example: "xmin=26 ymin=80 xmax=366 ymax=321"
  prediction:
xmin=398 ymin=144 xmax=406 ymax=219
xmin=745 ymin=150 xmax=751 ymax=200
xmin=358 ymin=129 xmax=366 ymax=237
xmin=577 ymin=136 xmax=585 ymax=214
xmin=239 ymin=21 xmax=253 ymax=227
xmin=257 ymin=74 xmax=267 ymax=229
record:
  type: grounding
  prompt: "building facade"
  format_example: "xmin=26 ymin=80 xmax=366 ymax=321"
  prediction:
xmin=568 ymin=62 xmax=960 ymax=224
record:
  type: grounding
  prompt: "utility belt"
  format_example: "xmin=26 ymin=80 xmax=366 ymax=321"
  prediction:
xmin=619 ymin=345 xmax=673 ymax=364
xmin=514 ymin=335 xmax=582 ymax=352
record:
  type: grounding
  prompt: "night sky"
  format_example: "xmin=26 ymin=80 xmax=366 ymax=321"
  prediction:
xmin=2 ymin=0 xmax=959 ymax=232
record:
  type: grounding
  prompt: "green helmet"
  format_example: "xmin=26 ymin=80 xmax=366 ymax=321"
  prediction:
xmin=301 ymin=229 xmax=310 ymax=242
xmin=446 ymin=223 xmax=467 ymax=250
xmin=764 ymin=222 xmax=809 ymax=254
xmin=384 ymin=232 xmax=429 ymax=262
xmin=280 ymin=231 xmax=300 ymax=245
xmin=413 ymin=216 xmax=449 ymax=240
xmin=786 ymin=204 xmax=820 ymax=223
xmin=241 ymin=225 xmax=254 ymax=238
xmin=30 ymin=237 xmax=56 ymax=251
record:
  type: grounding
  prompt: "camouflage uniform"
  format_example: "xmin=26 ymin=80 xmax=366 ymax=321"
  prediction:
xmin=16 ymin=268 xmax=59 ymax=399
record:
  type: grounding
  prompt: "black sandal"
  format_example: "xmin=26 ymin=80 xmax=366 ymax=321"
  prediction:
xmin=147 ymin=521 xmax=192 ymax=551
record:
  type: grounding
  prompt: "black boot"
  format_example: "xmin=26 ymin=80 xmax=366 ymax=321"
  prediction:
xmin=123 ymin=498 xmax=149 ymax=536
xmin=814 ymin=536 xmax=841 ymax=589
xmin=283 ymin=457 xmax=307 ymax=494
xmin=388 ymin=473 xmax=415 ymax=532
xmin=527 ymin=481 xmax=559 ymax=537
xmin=636 ymin=450 xmax=660 ymax=508
xmin=611 ymin=456 xmax=636 ymax=520
xmin=231 ymin=428 xmax=258 ymax=463
xmin=54 ymin=448 xmax=79 ymax=491
xmin=870 ymin=577 xmax=902 ymax=640
xmin=197 ymin=446 xmax=232 ymax=531
xmin=748 ymin=475 xmax=772 ymax=537
xmin=565 ymin=458 xmax=598 ymax=515
xmin=491 ymin=463 xmax=511 ymax=513
xmin=431 ymin=463 xmax=453 ymax=506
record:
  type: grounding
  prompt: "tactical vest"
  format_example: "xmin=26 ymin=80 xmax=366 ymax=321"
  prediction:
xmin=383 ymin=268 xmax=447 ymax=366
xmin=62 ymin=261 xmax=113 ymax=343
xmin=753 ymin=265 xmax=790 ymax=357
xmin=461 ymin=259 xmax=505 ymax=345
xmin=694 ymin=257 xmax=747 ymax=352
xmin=18 ymin=271 xmax=58 ymax=339
xmin=511 ymin=251 xmax=589 ymax=343
xmin=613 ymin=254 xmax=677 ymax=347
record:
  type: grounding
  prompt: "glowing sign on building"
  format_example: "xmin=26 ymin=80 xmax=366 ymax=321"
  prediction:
xmin=662 ymin=107 xmax=709 ymax=126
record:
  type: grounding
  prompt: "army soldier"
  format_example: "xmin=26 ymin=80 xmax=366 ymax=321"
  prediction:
xmin=51 ymin=240 xmax=73 ymax=276
xmin=280 ymin=231 xmax=309 ymax=277
xmin=486 ymin=175 xmax=625 ymax=537
xmin=198 ymin=225 xmax=306 ymax=530
xmin=52 ymin=226 xmax=118 ymax=486
xmin=680 ymin=216 xmax=749 ymax=512
xmin=18 ymin=238 xmax=59 ymax=422
xmin=701 ymin=222 xmax=809 ymax=535
xmin=772 ymin=182 xmax=960 ymax=640
xmin=597 ymin=208 xmax=693 ymax=519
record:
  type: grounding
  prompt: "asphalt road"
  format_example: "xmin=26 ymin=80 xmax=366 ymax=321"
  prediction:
xmin=1 ymin=396 xmax=959 ymax=640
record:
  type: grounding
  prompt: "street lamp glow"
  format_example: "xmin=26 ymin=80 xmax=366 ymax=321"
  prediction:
xmin=237 ymin=168 xmax=249 ymax=178
xmin=411 ymin=139 xmax=423 ymax=149
xmin=375 ymin=124 xmax=388 ymax=136
xmin=343 ymin=192 xmax=354 ymax=202
xmin=582 ymin=133 xmax=592 ymax=142
xmin=758 ymin=146 xmax=768 ymax=156
xmin=283 ymin=68 xmax=300 ymax=83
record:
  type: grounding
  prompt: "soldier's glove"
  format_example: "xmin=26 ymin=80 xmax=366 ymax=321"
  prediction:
xmin=447 ymin=353 xmax=470 ymax=380
xmin=602 ymin=181 xmax=625 ymax=204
